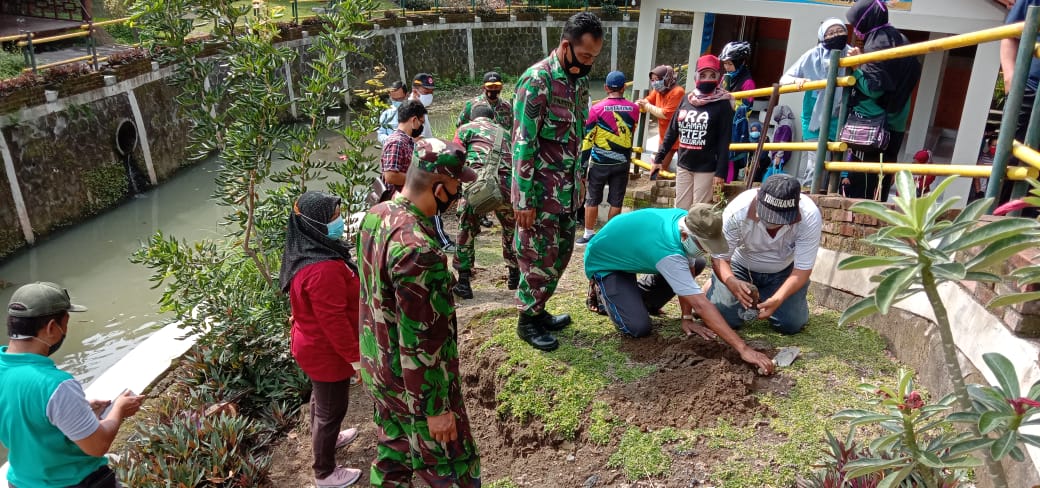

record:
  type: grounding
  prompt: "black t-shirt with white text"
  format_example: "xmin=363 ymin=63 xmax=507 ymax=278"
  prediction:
xmin=655 ymin=95 xmax=734 ymax=177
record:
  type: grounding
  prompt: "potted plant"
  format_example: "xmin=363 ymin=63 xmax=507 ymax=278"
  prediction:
xmin=42 ymin=63 xmax=101 ymax=98
xmin=105 ymin=47 xmax=153 ymax=81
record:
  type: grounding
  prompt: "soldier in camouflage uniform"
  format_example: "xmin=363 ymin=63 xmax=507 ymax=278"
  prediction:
xmin=511 ymin=12 xmax=604 ymax=351
xmin=456 ymin=71 xmax=514 ymax=129
xmin=357 ymin=138 xmax=481 ymax=487
xmin=451 ymin=105 xmax=518 ymax=300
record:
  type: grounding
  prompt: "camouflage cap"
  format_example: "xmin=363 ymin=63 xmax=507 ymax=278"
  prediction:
xmin=414 ymin=138 xmax=477 ymax=183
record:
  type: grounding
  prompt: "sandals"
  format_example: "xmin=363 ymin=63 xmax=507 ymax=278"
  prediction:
xmin=587 ymin=281 xmax=607 ymax=316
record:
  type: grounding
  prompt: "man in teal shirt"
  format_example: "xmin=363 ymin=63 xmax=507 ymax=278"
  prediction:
xmin=0 ymin=282 xmax=143 ymax=488
xmin=583 ymin=205 xmax=774 ymax=373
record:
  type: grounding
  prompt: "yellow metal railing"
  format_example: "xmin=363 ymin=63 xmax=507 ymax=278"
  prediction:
xmin=731 ymin=76 xmax=856 ymax=101
xmin=824 ymin=162 xmax=1037 ymax=180
xmin=840 ymin=22 xmax=1025 ymax=68
xmin=1012 ymin=141 xmax=1040 ymax=171
xmin=16 ymin=30 xmax=90 ymax=47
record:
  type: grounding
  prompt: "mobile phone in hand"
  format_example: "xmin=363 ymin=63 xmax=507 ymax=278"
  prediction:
xmin=99 ymin=389 xmax=134 ymax=419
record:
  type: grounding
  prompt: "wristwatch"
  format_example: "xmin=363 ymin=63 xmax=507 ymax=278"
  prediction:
xmin=681 ymin=314 xmax=695 ymax=321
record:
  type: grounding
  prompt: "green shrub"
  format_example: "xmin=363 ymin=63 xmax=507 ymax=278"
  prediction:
xmin=0 ymin=49 xmax=24 ymax=80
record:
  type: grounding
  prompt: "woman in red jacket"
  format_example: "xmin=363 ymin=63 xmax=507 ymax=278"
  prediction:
xmin=280 ymin=192 xmax=362 ymax=488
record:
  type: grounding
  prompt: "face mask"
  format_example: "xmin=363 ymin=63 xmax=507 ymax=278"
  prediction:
xmin=433 ymin=183 xmax=460 ymax=214
xmin=391 ymin=100 xmax=403 ymax=108
xmin=696 ymin=81 xmax=718 ymax=94
xmin=410 ymin=122 xmax=424 ymax=138
xmin=750 ymin=131 xmax=761 ymax=142
xmin=326 ymin=216 xmax=345 ymax=240
xmin=822 ymin=36 xmax=846 ymax=51
xmin=651 ymin=80 xmax=666 ymax=92
xmin=681 ymin=235 xmax=706 ymax=264
xmin=990 ymin=146 xmax=997 ymax=156
xmin=486 ymin=90 xmax=500 ymax=101
xmin=419 ymin=93 xmax=433 ymax=107
xmin=34 ymin=323 xmax=65 ymax=357
xmin=564 ymin=42 xmax=594 ymax=80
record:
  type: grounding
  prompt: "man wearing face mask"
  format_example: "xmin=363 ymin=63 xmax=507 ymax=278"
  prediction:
xmin=457 ymin=71 xmax=513 ymax=129
xmin=410 ymin=73 xmax=436 ymax=139
xmin=582 ymin=205 xmax=776 ymax=374
xmin=380 ymin=99 xmax=428 ymax=200
xmin=1 ymin=282 xmax=144 ymax=488
xmin=511 ymin=12 xmax=604 ymax=352
xmin=357 ymin=138 xmax=481 ymax=487
xmin=377 ymin=81 xmax=410 ymax=146
xmin=707 ymin=174 xmax=822 ymax=335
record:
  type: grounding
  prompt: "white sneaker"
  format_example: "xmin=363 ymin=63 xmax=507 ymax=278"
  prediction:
xmin=335 ymin=427 xmax=358 ymax=449
xmin=315 ymin=466 xmax=362 ymax=488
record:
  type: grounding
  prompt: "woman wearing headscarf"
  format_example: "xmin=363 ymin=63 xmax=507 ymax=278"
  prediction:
xmin=841 ymin=0 xmax=922 ymax=201
xmin=638 ymin=65 xmax=685 ymax=172
xmin=654 ymin=55 xmax=734 ymax=209
xmin=280 ymin=191 xmax=363 ymax=488
xmin=780 ymin=18 xmax=851 ymax=186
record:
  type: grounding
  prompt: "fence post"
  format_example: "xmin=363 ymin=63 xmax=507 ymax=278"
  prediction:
xmin=987 ymin=5 xmax=1040 ymax=208
xmin=292 ymin=0 xmax=299 ymax=23
xmin=88 ymin=25 xmax=99 ymax=70
xmin=811 ymin=49 xmax=841 ymax=194
xmin=828 ymin=71 xmax=853 ymax=193
xmin=25 ymin=33 xmax=37 ymax=73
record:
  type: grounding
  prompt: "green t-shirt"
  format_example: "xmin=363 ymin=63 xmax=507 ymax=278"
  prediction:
xmin=0 ymin=347 xmax=106 ymax=488
xmin=584 ymin=208 xmax=686 ymax=279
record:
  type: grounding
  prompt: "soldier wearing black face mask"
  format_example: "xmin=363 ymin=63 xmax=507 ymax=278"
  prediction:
xmin=457 ymin=71 xmax=514 ymax=129
xmin=510 ymin=12 xmax=604 ymax=351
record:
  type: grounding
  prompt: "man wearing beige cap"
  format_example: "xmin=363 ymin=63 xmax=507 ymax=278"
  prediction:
xmin=583 ymin=205 xmax=774 ymax=374
xmin=0 ymin=282 xmax=143 ymax=488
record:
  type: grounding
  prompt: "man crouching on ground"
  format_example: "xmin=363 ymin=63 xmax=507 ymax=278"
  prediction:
xmin=583 ymin=204 xmax=775 ymax=374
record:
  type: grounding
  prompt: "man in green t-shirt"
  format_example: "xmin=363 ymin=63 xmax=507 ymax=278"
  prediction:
xmin=0 ymin=282 xmax=143 ymax=488
xmin=583 ymin=205 xmax=774 ymax=374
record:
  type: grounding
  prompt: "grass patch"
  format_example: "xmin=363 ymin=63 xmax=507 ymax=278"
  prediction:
xmin=607 ymin=427 xmax=681 ymax=479
xmin=481 ymin=295 xmax=655 ymax=438
xmin=587 ymin=400 xmax=618 ymax=445
xmin=0 ymin=49 xmax=24 ymax=80
xmin=485 ymin=479 xmax=520 ymax=488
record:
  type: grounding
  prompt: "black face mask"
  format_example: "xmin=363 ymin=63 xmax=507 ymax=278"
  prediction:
xmin=696 ymin=81 xmax=718 ymax=94
xmin=486 ymin=90 xmax=500 ymax=101
xmin=35 ymin=323 xmax=66 ymax=356
xmin=822 ymin=36 xmax=846 ymax=51
xmin=433 ymin=183 xmax=460 ymax=214
xmin=410 ymin=123 xmax=424 ymax=138
xmin=564 ymin=43 xmax=594 ymax=81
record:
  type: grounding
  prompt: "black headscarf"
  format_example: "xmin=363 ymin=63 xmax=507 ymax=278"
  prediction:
xmin=846 ymin=0 xmax=921 ymax=114
xmin=279 ymin=191 xmax=353 ymax=293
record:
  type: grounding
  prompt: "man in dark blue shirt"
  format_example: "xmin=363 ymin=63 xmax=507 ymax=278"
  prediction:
xmin=1000 ymin=0 xmax=1040 ymax=141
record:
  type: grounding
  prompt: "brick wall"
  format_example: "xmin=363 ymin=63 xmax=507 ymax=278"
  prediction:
xmin=808 ymin=194 xmax=1040 ymax=338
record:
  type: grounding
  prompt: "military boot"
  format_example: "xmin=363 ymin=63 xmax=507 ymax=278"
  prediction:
xmin=517 ymin=313 xmax=559 ymax=351
xmin=453 ymin=272 xmax=474 ymax=300
xmin=506 ymin=267 xmax=520 ymax=290
xmin=537 ymin=310 xmax=571 ymax=332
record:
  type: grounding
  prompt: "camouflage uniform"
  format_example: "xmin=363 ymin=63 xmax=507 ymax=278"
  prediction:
xmin=357 ymin=141 xmax=480 ymax=487
xmin=511 ymin=52 xmax=590 ymax=316
xmin=456 ymin=95 xmax=514 ymax=130
xmin=453 ymin=117 xmax=517 ymax=275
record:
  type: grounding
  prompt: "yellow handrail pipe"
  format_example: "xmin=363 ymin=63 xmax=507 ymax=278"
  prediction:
xmin=730 ymin=142 xmax=847 ymax=152
xmin=824 ymin=162 xmax=1038 ymax=180
xmin=631 ymin=158 xmax=676 ymax=179
xmin=17 ymin=29 xmax=90 ymax=47
xmin=1012 ymin=140 xmax=1040 ymax=171
xmin=82 ymin=17 xmax=130 ymax=29
xmin=21 ymin=54 xmax=107 ymax=72
xmin=731 ymin=76 xmax=856 ymax=100
xmin=840 ymin=22 xmax=1025 ymax=67
xmin=0 ymin=33 xmax=28 ymax=42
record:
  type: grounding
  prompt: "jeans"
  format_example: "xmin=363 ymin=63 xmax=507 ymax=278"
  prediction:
xmin=706 ymin=262 xmax=808 ymax=335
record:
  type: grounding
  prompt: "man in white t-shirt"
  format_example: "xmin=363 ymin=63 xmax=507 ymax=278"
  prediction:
xmin=707 ymin=174 xmax=822 ymax=334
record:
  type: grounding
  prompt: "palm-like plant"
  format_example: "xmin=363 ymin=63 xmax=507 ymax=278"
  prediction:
xmin=836 ymin=170 xmax=1040 ymax=487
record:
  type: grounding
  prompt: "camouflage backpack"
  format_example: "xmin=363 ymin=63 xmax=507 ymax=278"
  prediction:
xmin=463 ymin=127 xmax=507 ymax=214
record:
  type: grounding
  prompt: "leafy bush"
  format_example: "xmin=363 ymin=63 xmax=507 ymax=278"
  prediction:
xmin=0 ymin=71 xmax=40 ymax=95
xmin=102 ymin=21 xmax=138 ymax=45
xmin=600 ymin=0 xmax=620 ymax=20
xmin=403 ymin=0 xmax=433 ymax=10
xmin=105 ymin=47 xmax=149 ymax=67
xmin=0 ymin=49 xmax=24 ymax=80
xmin=41 ymin=63 xmax=93 ymax=85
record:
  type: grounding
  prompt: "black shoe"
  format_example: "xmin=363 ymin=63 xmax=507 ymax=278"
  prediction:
xmin=453 ymin=272 xmax=473 ymax=300
xmin=507 ymin=267 xmax=520 ymax=290
xmin=537 ymin=310 xmax=571 ymax=332
xmin=480 ymin=216 xmax=494 ymax=228
xmin=517 ymin=314 xmax=559 ymax=351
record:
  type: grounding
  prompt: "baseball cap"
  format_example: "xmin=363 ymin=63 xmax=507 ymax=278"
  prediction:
xmin=696 ymin=54 xmax=721 ymax=73
xmin=414 ymin=138 xmax=477 ymax=183
xmin=483 ymin=71 xmax=503 ymax=88
xmin=605 ymin=71 xmax=626 ymax=89
xmin=684 ymin=204 xmax=728 ymax=255
xmin=757 ymin=174 xmax=802 ymax=225
xmin=8 ymin=282 xmax=87 ymax=338
xmin=413 ymin=73 xmax=435 ymax=89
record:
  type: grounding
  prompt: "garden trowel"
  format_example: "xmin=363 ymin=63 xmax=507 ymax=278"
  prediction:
xmin=773 ymin=346 xmax=800 ymax=368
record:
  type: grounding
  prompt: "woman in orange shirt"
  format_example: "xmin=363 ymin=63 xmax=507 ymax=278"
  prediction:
xmin=637 ymin=65 xmax=685 ymax=173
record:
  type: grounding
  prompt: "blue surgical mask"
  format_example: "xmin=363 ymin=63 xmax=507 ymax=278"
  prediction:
xmin=682 ymin=235 xmax=705 ymax=264
xmin=651 ymin=80 xmax=666 ymax=92
xmin=391 ymin=100 xmax=403 ymax=108
xmin=327 ymin=216 xmax=345 ymax=240
xmin=750 ymin=131 xmax=761 ymax=142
